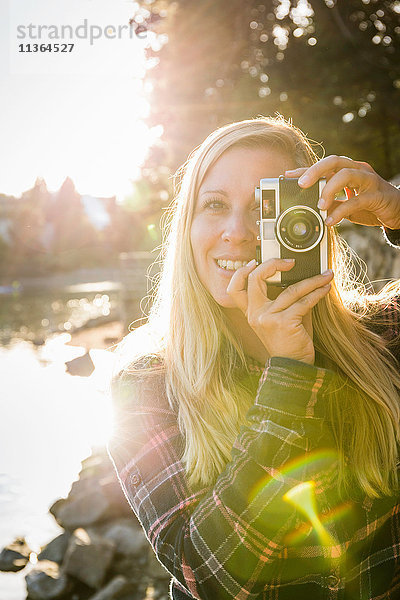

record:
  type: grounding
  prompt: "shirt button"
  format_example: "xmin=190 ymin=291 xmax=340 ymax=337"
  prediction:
xmin=327 ymin=575 xmax=340 ymax=590
xmin=131 ymin=473 xmax=141 ymax=486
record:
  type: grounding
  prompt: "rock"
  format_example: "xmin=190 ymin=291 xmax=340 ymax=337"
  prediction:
xmin=4 ymin=449 xmax=170 ymax=599
xmin=63 ymin=528 xmax=116 ymax=589
xmin=0 ymin=537 xmax=31 ymax=572
xmin=94 ymin=519 xmax=148 ymax=557
xmin=38 ymin=532 xmax=71 ymax=564
xmin=117 ymin=581 xmax=149 ymax=600
xmin=87 ymin=575 xmax=128 ymax=600
xmin=146 ymin=551 xmax=170 ymax=580
xmin=69 ymin=476 xmax=97 ymax=498
xmin=67 ymin=579 xmax=95 ymax=600
xmin=65 ymin=352 xmax=95 ymax=377
xmin=79 ymin=452 xmax=112 ymax=480
xmin=25 ymin=560 xmax=72 ymax=599
xmin=49 ymin=498 xmax=67 ymax=520
xmin=100 ymin=476 xmax=135 ymax=517
xmin=49 ymin=454 xmax=131 ymax=533
xmin=51 ymin=481 xmax=112 ymax=530
xmin=339 ymin=222 xmax=399 ymax=286
xmin=109 ymin=554 xmax=147 ymax=581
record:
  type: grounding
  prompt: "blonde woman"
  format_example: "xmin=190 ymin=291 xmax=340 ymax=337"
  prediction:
xmin=108 ymin=117 xmax=400 ymax=599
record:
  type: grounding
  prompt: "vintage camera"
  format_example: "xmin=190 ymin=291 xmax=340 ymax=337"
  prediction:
xmin=255 ymin=177 xmax=328 ymax=286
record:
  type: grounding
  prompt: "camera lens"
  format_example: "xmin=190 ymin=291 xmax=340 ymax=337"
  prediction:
xmin=291 ymin=221 xmax=308 ymax=239
xmin=276 ymin=206 xmax=324 ymax=252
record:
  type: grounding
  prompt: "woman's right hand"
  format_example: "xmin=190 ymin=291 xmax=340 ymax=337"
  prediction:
xmin=226 ymin=258 xmax=334 ymax=365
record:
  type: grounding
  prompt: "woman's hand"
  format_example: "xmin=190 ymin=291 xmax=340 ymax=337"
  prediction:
xmin=227 ymin=258 xmax=334 ymax=365
xmin=285 ymin=155 xmax=400 ymax=230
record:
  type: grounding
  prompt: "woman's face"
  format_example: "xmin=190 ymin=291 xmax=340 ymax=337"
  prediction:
xmin=190 ymin=146 xmax=294 ymax=308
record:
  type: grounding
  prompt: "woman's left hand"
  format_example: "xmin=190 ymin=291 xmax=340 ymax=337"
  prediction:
xmin=285 ymin=155 xmax=400 ymax=230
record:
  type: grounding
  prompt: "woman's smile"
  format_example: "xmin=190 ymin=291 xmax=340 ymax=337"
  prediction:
xmin=216 ymin=258 xmax=250 ymax=271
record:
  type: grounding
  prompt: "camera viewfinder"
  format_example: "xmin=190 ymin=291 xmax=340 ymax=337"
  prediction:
xmin=262 ymin=189 xmax=276 ymax=219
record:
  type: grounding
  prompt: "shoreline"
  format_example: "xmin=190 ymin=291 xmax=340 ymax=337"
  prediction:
xmin=66 ymin=320 xmax=125 ymax=351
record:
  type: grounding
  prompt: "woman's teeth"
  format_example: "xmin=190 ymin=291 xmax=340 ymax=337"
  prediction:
xmin=217 ymin=259 xmax=249 ymax=271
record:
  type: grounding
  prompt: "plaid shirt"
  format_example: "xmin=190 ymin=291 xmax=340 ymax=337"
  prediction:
xmin=108 ymin=303 xmax=400 ymax=600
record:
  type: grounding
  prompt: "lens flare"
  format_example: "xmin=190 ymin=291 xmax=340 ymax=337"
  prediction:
xmin=247 ymin=449 xmax=354 ymax=552
xmin=283 ymin=481 xmax=336 ymax=546
xmin=248 ymin=448 xmax=338 ymax=504
xmin=283 ymin=498 xmax=352 ymax=548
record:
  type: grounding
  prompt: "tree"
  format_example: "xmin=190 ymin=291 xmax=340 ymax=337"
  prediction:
xmin=6 ymin=178 xmax=50 ymax=276
xmin=47 ymin=177 xmax=99 ymax=270
xmin=133 ymin=0 xmax=400 ymax=179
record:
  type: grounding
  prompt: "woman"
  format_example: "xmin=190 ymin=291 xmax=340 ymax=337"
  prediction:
xmin=108 ymin=116 xmax=400 ymax=599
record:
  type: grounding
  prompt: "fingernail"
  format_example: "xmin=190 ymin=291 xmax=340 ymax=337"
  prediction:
xmin=317 ymin=198 xmax=325 ymax=209
xmin=325 ymin=216 xmax=333 ymax=225
xmin=247 ymin=259 xmax=257 ymax=267
xmin=283 ymin=258 xmax=295 ymax=263
xmin=322 ymin=269 xmax=333 ymax=276
xmin=298 ymin=175 xmax=309 ymax=185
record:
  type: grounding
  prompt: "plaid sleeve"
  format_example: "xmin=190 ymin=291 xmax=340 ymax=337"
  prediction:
xmin=108 ymin=358 xmax=336 ymax=600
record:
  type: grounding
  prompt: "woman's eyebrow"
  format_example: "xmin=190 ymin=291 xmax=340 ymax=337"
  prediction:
xmin=200 ymin=189 xmax=229 ymax=196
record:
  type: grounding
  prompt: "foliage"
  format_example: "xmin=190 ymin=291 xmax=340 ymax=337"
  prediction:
xmin=134 ymin=0 xmax=400 ymax=179
xmin=0 ymin=177 xmax=162 ymax=280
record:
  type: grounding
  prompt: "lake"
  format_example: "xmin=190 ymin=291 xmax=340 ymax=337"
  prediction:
xmin=0 ymin=335 xmax=116 ymax=599
xmin=0 ymin=284 xmax=126 ymax=599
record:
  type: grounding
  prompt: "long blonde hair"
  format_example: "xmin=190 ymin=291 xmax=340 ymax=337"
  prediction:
xmin=123 ymin=116 xmax=400 ymax=498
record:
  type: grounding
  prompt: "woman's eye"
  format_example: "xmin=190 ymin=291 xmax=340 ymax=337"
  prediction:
xmin=199 ymin=199 xmax=260 ymax=212
xmin=202 ymin=199 xmax=226 ymax=210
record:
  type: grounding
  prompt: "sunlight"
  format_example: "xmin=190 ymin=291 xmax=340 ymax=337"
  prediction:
xmin=0 ymin=338 xmax=114 ymax=498
xmin=39 ymin=335 xmax=115 ymax=447
xmin=1 ymin=76 xmax=154 ymax=199
xmin=2 ymin=0 xmax=160 ymax=198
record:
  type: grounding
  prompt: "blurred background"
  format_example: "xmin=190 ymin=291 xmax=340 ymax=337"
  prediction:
xmin=0 ymin=0 xmax=399 ymax=598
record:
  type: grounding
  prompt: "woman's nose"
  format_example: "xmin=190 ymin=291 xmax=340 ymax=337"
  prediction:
xmin=222 ymin=211 xmax=256 ymax=244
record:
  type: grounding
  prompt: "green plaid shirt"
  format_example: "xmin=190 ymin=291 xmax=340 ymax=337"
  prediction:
xmin=109 ymin=297 xmax=400 ymax=600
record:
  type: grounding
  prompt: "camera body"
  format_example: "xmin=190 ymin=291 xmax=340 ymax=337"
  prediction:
xmin=255 ymin=177 xmax=328 ymax=286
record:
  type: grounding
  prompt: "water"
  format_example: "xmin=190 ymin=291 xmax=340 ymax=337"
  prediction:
xmin=0 ymin=334 xmax=115 ymax=599
xmin=0 ymin=285 xmax=119 ymax=346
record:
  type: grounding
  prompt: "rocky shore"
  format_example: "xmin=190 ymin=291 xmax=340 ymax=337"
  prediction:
xmin=0 ymin=448 xmax=171 ymax=600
